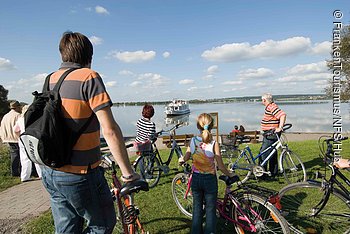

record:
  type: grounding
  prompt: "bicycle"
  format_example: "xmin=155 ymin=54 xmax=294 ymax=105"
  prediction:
xmin=227 ymin=124 xmax=307 ymax=184
xmin=172 ymin=164 xmax=290 ymax=233
xmin=133 ymin=123 xmax=185 ymax=188
xmin=276 ymin=136 xmax=350 ymax=234
xmin=101 ymin=151 xmax=149 ymax=234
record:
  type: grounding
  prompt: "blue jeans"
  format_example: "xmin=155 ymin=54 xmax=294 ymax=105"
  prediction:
xmin=42 ymin=166 xmax=116 ymax=234
xmin=259 ymin=134 xmax=278 ymax=176
xmin=191 ymin=172 xmax=218 ymax=234
xmin=8 ymin=143 xmax=20 ymax=177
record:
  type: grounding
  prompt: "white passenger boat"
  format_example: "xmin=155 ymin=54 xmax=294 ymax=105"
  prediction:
xmin=164 ymin=100 xmax=190 ymax=116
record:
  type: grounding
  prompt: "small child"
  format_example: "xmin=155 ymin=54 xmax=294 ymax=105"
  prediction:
xmin=179 ymin=113 xmax=234 ymax=234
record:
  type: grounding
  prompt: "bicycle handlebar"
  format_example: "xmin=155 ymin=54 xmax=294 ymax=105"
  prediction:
xmin=156 ymin=122 xmax=183 ymax=136
xmin=325 ymin=136 xmax=348 ymax=144
xmin=263 ymin=123 xmax=293 ymax=136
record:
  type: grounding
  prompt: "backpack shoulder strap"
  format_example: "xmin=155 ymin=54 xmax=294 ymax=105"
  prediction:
xmin=42 ymin=72 xmax=54 ymax=92
xmin=52 ymin=68 xmax=78 ymax=92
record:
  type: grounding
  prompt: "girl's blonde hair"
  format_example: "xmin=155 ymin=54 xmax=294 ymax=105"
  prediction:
xmin=21 ymin=105 xmax=29 ymax=117
xmin=196 ymin=113 xmax=214 ymax=143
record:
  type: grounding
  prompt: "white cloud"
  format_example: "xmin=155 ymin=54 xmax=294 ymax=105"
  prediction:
xmin=95 ymin=6 xmax=109 ymax=15
xmin=0 ymin=57 xmax=15 ymax=71
xmin=222 ymin=80 xmax=243 ymax=85
xmin=179 ymin=79 xmax=195 ymax=85
xmin=118 ymin=70 xmax=134 ymax=76
xmin=255 ymin=82 xmax=267 ymax=87
xmin=202 ymin=74 xmax=214 ymax=80
xmin=163 ymin=51 xmax=170 ymax=58
xmin=310 ymin=41 xmax=331 ymax=55
xmin=32 ymin=73 xmax=48 ymax=82
xmin=137 ymin=73 xmax=169 ymax=87
xmin=314 ymin=80 xmax=328 ymax=85
xmin=207 ymin=65 xmax=219 ymax=74
xmin=105 ymin=81 xmax=117 ymax=87
xmin=201 ymin=37 xmax=311 ymax=62
xmin=277 ymin=72 xmax=331 ymax=82
xmin=286 ymin=61 xmax=327 ymax=75
xmin=237 ymin=68 xmax=274 ymax=80
xmin=112 ymin=50 xmax=156 ymax=63
xmin=89 ymin=36 xmax=103 ymax=45
xmin=130 ymin=81 xmax=142 ymax=87
xmin=187 ymin=85 xmax=213 ymax=92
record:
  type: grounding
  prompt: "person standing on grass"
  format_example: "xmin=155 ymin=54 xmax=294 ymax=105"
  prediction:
xmin=259 ymin=93 xmax=286 ymax=178
xmin=13 ymin=105 xmax=42 ymax=182
xmin=179 ymin=113 xmax=234 ymax=234
xmin=0 ymin=101 xmax=22 ymax=177
xmin=41 ymin=31 xmax=140 ymax=234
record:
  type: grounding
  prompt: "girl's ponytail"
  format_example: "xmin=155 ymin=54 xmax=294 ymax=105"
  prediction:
xmin=197 ymin=113 xmax=213 ymax=144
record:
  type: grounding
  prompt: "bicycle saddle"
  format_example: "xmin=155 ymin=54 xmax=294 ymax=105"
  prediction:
xmin=219 ymin=175 xmax=240 ymax=186
xmin=120 ymin=180 xmax=149 ymax=196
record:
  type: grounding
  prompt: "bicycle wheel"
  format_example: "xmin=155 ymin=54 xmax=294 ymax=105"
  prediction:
xmin=134 ymin=154 xmax=161 ymax=188
xmin=172 ymin=172 xmax=193 ymax=218
xmin=231 ymin=193 xmax=290 ymax=234
xmin=230 ymin=151 xmax=253 ymax=185
xmin=280 ymin=149 xmax=306 ymax=184
xmin=278 ymin=181 xmax=350 ymax=233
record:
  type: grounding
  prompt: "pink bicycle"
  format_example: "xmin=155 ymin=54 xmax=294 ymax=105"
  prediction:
xmin=172 ymin=163 xmax=290 ymax=233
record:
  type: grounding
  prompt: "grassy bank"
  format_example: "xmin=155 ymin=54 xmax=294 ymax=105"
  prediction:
xmin=0 ymin=144 xmax=21 ymax=191
xmin=18 ymin=139 xmax=350 ymax=233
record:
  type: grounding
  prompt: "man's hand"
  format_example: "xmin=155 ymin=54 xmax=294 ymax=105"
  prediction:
xmin=121 ymin=172 xmax=141 ymax=183
xmin=275 ymin=127 xmax=283 ymax=132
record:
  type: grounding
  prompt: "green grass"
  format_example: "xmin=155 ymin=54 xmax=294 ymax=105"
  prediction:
xmin=21 ymin=139 xmax=350 ymax=233
xmin=0 ymin=144 xmax=21 ymax=191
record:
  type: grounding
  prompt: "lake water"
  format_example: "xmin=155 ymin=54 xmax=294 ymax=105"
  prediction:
xmin=111 ymin=101 xmax=350 ymax=137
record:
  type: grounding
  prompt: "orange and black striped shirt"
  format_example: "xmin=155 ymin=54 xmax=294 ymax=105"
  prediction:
xmin=261 ymin=102 xmax=286 ymax=131
xmin=48 ymin=62 xmax=112 ymax=174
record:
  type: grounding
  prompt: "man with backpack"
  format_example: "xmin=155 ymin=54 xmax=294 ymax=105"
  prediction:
xmin=39 ymin=31 xmax=140 ymax=233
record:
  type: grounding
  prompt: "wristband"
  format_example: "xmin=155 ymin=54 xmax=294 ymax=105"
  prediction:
xmin=122 ymin=172 xmax=134 ymax=180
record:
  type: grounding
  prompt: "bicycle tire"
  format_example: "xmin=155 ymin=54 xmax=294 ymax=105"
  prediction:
xmin=134 ymin=154 xmax=161 ymax=188
xmin=280 ymin=149 xmax=307 ymax=184
xmin=230 ymin=150 xmax=253 ymax=185
xmin=231 ymin=193 xmax=290 ymax=234
xmin=172 ymin=172 xmax=193 ymax=218
xmin=278 ymin=181 xmax=350 ymax=234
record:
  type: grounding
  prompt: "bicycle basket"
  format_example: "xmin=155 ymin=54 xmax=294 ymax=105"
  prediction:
xmin=135 ymin=141 xmax=153 ymax=152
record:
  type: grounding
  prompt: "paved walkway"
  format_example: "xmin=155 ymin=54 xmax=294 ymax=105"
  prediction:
xmin=0 ymin=179 xmax=50 ymax=233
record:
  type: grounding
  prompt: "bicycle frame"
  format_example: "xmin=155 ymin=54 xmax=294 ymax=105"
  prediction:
xmin=310 ymin=163 xmax=350 ymax=217
xmin=217 ymin=188 xmax=260 ymax=232
xmin=181 ymin=172 xmax=265 ymax=232
xmin=109 ymin=161 xmax=146 ymax=234
xmin=233 ymin=133 xmax=285 ymax=173
xmin=157 ymin=138 xmax=184 ymax=166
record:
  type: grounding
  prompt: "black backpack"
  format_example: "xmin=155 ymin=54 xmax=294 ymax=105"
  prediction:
xmin=20 ymin=68 xmax=93 ymax=168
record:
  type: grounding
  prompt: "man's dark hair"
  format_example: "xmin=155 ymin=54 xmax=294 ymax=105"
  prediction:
xmin=142 ymin=104 xmax=155 ymax=119
xmin=59 ymin=31 xmax=93 ymax=67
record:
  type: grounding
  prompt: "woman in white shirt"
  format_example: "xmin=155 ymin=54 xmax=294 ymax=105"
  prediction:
xmin=13 ymin=105 xmax=42 ymax=182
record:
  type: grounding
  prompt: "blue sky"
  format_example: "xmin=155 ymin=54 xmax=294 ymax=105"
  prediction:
xmin=1 ymin=1 xmax=349 ymax=103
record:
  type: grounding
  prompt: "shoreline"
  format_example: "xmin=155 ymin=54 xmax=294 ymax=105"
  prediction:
xmin=124 ymin=132 xmax=350 ymax=154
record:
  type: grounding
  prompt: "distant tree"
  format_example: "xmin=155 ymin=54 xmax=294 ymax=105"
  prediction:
xmin=0 ymin=85 xmax=9 ymax=118
xmin=326 ymin=24 xmax=350 ymax=101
